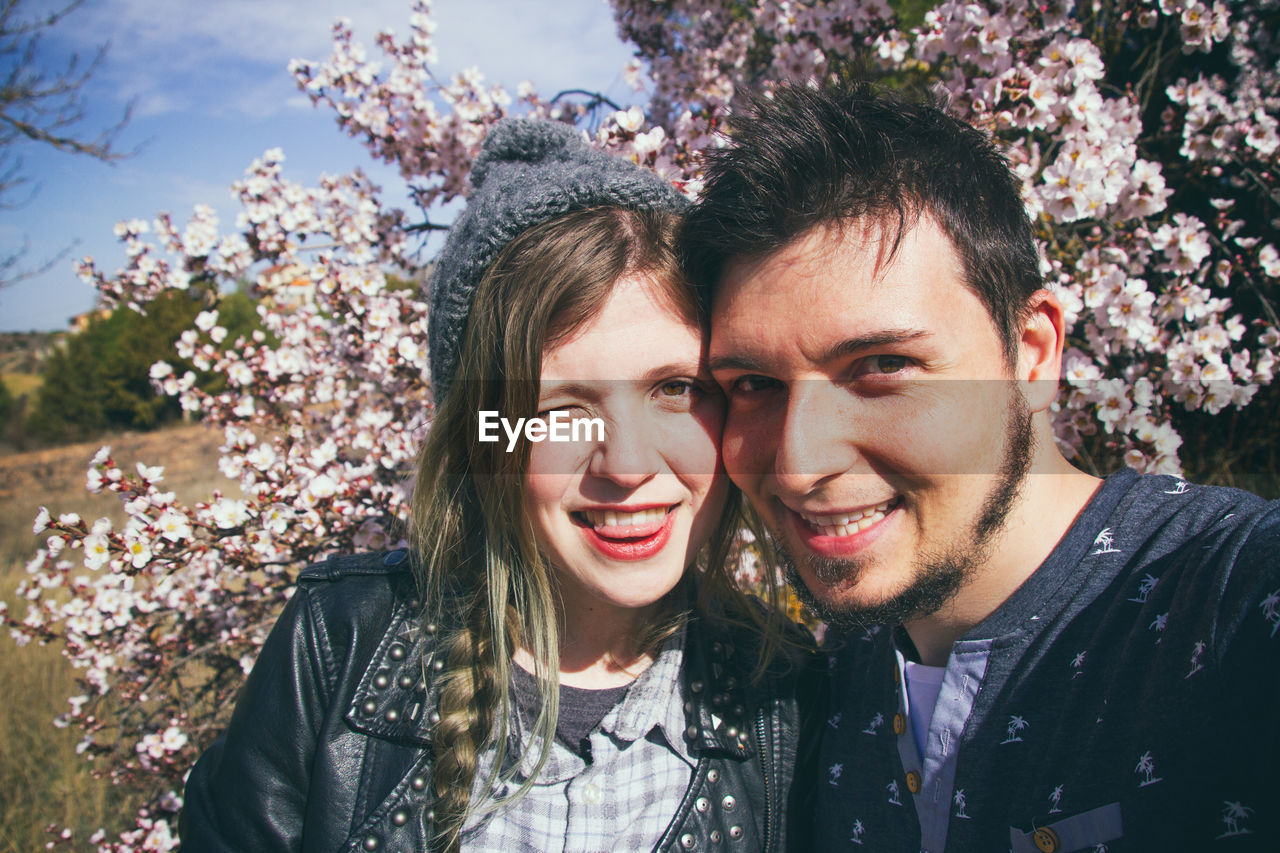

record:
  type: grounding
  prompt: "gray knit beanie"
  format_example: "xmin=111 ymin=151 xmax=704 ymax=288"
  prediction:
xmin=426 ymin=117 xmax=688 ymax=402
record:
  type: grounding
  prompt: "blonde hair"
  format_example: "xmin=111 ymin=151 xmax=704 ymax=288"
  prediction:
xmin=410 ymin=206 xmax=781 ymax=851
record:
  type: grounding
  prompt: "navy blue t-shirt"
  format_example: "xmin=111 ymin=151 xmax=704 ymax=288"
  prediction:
xmin=814 ymin=470 xmax=1280 ymax=852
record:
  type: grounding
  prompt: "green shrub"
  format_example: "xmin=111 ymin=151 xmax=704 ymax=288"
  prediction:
xmin=25 ymin=290 xmax=261 ymax=444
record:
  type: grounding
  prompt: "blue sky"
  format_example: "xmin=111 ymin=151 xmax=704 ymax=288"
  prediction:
xmin=0 ymin=0 xmax=638 ymax=331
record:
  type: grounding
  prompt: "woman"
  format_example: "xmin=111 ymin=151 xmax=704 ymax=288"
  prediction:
xmin=181 ymin=118 xmax=817 ymax=852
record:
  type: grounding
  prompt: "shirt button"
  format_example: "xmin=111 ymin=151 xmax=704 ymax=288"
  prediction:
xmin=893 ymin=713 xmax=907 ymax=735
xmin=1033 ymin=827 xmax=1060 ymax=852
xmin=905 ymin=771 xmax=921 ymax=794
xmin=582 ymin=782 xmax=602 ymax=804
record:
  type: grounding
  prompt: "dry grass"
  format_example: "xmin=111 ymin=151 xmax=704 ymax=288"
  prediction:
xmin=0 ymin=424 xmax=228 ymax=850
xmin=0 ymin=425 xmax=231 ymax=570
xmin=0 ymin=573 xmax=124 ymax=851
xmin=1 ymin=371 xmax=41 ymax=398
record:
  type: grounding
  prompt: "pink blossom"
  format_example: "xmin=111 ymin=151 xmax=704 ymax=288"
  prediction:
xmin=8 ymin=3 xmax=1279 ymax=846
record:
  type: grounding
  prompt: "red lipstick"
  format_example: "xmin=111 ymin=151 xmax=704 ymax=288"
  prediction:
xmin=579 ymin=508 xmax=675 ymax=560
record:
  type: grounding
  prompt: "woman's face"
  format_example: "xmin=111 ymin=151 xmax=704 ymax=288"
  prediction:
xmin=523 ymin=272 xmax=728 ymax=618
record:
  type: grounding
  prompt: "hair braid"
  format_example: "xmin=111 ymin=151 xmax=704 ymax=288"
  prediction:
xmin=430 ymin=598 xmax=500 ymax=853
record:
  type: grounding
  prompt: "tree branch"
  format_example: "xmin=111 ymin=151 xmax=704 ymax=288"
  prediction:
xmin=0 ymin=0 xmax=134 ymax=288
xmin=549 ymin=88 xmax=623 ymax=112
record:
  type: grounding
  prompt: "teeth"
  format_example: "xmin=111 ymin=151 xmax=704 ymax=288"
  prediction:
xmin=582 ymin=507 xmax=669 ymax=529
xmin=799 ymin=499 xmax=895 ymax=537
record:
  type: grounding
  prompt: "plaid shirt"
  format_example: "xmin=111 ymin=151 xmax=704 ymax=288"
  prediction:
xmin=462 ymin=627 xmax=695 ymax=852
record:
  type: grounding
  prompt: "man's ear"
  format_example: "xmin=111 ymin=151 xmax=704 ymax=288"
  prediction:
xmin=1017 ymin=289 xmax=1065 ymax=414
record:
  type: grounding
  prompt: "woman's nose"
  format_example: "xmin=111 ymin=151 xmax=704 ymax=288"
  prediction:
xmin=586 ymin=417 xmax=661 ymax=490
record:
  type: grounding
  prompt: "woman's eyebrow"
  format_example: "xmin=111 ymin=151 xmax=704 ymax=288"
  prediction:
xmin=640 ymin=361 xmax=703 ymax=383
xmin=541 ymin=363 xmax=704 ymax=393
xmin=537 ymin=380 xmax=601 ymax=402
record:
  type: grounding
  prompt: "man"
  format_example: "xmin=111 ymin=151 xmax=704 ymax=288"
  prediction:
xmin=681 ymin=82 xmax=1280 ymax=852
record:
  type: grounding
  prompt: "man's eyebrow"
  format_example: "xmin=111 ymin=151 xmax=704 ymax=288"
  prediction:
xmin=822 ymin=330 xmax=929 ymax=362
xmin=708 ymin=353 xmax=766 ymax=373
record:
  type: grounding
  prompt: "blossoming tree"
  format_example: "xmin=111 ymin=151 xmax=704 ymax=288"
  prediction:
xmin=4 ymin=0 xmax=1277 ymax=847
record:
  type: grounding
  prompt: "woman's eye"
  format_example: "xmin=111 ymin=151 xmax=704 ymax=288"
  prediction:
xmin=658 ymin=380 xmax=694 ymax=397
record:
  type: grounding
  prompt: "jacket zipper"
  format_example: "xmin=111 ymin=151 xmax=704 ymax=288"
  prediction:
xmin=756 ymin=707 xmax=774 ymax=853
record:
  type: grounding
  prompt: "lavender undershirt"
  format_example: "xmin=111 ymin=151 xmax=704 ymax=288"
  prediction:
xmin=904 ymin=660 xmax=946 ymax=757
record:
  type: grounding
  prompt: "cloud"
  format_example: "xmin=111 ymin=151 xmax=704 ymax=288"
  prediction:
xmin=52 ymin=1 xmax=635 ymax=122
xmin=59 ymin=0 xmax=409 ymax=68
xmin=431 ymin=0 xmax=634 ymax=93
xmin=221 ymin=76 xmax=304 ymax=122
xmin=134 ymin=91 xmax=184 ymax=119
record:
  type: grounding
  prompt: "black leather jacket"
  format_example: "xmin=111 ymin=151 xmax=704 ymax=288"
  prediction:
xmin=180 ymin=551 xmax=822 ymax=852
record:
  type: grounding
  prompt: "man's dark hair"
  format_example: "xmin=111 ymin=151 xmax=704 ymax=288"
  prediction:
xmin=681 ymin=82 xmax=1042 ymax=361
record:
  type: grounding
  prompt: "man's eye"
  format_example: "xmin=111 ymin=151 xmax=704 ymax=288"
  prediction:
xmin=730 ymin=375 xmax=781 ymax=394
xmin=862 ymin=355 xmax=910 ymax=376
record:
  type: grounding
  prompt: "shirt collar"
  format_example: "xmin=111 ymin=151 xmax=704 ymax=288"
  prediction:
xmin=606 ymin=621 xmax=693 ymax=765
xmin=507 ymin=623 xmax=692 ymax=783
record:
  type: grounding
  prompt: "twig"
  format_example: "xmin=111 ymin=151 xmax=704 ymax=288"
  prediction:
xmin=549 ymin=88 xmax=623 ymax=112
xmin=403 ymin=220 xmax=450 ymax=234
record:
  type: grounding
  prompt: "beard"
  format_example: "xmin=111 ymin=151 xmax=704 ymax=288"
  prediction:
xmin=780 ymin=391 xmax=1034 ymax=633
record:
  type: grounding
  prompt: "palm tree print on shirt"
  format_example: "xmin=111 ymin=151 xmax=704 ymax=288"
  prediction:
xmin=1218 ymin=802 xmax=1253 ymax=838
xmin=850 ymin=820 xmax=866 ymax=845
xmin=1186 ymin=640 xmax=1205 ymax=678
xmin=1129 ymin=573 xmax=1158 ymax=603
xmin=953 ymin=789 xmax=971 ymax=819
xmin=1093 ymin=528 xmax=1121 ymax=555
xmin=887 ymin=780 xmax=902 ymax=806
xmin=1261 ymin=589 xmax=1280 ymax=637
xmin=1002 ymin=715 xmax=1028 ymax=743
xmin=1071 ymin=651 xmax=1086 ymax=678
xmin=862 ymin=712 xmax=883 ymax=735
xmin=1149 ymin=613 xmax=1167 ymax=642
xmin=1049 ymin=785 xmax=1064 ymax=814
xmin=1135 ymin=751 xmax=1163 ymax=787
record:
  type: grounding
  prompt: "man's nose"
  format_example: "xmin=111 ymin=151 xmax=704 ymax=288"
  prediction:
xmin=772 ymin=382 xmax=864 ymax=497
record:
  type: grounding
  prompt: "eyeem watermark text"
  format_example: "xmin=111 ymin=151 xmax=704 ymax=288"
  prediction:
xmin=478 ymin=411 xmax=606 ymax=452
